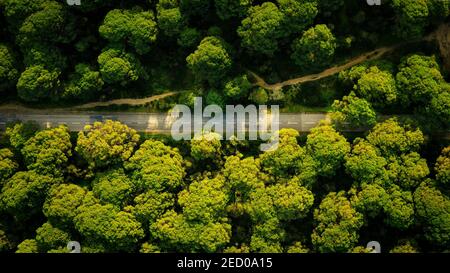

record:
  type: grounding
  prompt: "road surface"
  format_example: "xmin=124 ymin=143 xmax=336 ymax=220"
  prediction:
xmin=0 ymin=111 xmax=329 ymax=133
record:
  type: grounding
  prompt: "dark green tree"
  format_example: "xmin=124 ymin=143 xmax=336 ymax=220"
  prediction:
xmin=0 ymin=44 xmax=19 ymax=93
xmin=186 ymin=36 xmax=232 ymax=85
xmin=17 ymin=65 xmax=60 ymax=102
xmin=237 ymin=2 xmax=285 ymax=55
xmin=291 ymin=24 xmax=336 ymax=69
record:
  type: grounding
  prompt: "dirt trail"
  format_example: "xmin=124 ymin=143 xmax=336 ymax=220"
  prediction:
xmin=248 ymin=45 xmax=402 ymax=92
xmin=0 ymin=91 xmax=183 ymax=112
xmin=249 ymin=23 xmax=449 ymax=92
xmin=72 ymin=91 xmax=182 ymax=109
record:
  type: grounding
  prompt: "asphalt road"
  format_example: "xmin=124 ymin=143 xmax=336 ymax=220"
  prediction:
xmin=0 ymin=111 xmax=329 ymax=133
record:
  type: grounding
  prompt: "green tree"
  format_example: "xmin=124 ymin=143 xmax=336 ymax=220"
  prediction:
xmin=331 ymin=92 xmax=377 ymax=129
xmin=423 ymin=85 xmax=450 ymax=130
xmin=0 ymin=149 xmax=18 ymax=184
xmin=386 ymin=152 xmax=429 ymax=190
xmin=427 ymin=0 xmax=450 ymax=22
xmin=350 ymin=184 xmax=388 ymax=219
xmin=260 ymin=128 xmax=317 ymax=185
xmin=177 ymin=27 xmax=201 ymax=48
xmin=23 ymin=43 xmax=67 ymax=71
xmin=205 ymin=90 xmax=226 ymax=108
xmin=224 ymin=74 xmax=252 ymax=100
xmin=62 ymin=64 xmax=104 ymax=101
xmin=249 ymin=88 xmax=269 ymax=104
xmin=1 ymin=0 xmax=47 ymax=31
xmin=291 ymin=24 xmax=336 ymax=69
xmin=98 ymin=47 xmax=147 ymax=86
xmin=151 ymin=210 xmax=231 ymax=252
xmin=246 ymin=187 xmax=276 ymax=222
xmin=16 ymin=239 xmax=39 ymax=253
xmin=35 ymin=222 xmax=71 ymax=252
xmin=178 ymin=175 xmax=229 ymax=222
xmin=43 ymin=183 xmax=87 ymax=228
xmin=366 ymin=118 xmax=424 ymax=157
xmin=354 ymin=66 xmax=398 ymax=107
xmin=16 ymin=1 xmax=76 ymax=47
xmin=383 ymin=185 xmax=415 ymax=229
xmin=277 ymin=0 xmax=318 ymax=35
xmin=74 ymin=201 xmax=145 ymax=252
xmin=250 ymin=217 xmax=284 ymax=253
xmin=0 ymin=228 xmax=14 ymax=252
xmin=125 ymin=140 xmax=185 ymax=192
xmin=237 ymin=2 xmax=285 ymax=55
xmin=157 ymin=0 xmax=186 ymax=37
xmin=267 ymin=181 xmax=314 ymax=221
xmin=0 ymin=44 xmax=19 ymax=93
xmin=435 ymin=146 xmax=450 ymax=186
xmin=345 ymin=139 xmax=388 ymax=184
xmin=215 ymin=0 xmax=252 ymax=20
xmin=5 ymin=121 xmax=39 ymax=150
xmin=140 ymin=242 xmax=161 ymax=253
xmin=0 ymin=171 xmax=56 ymax=219
xmin=191 ymin=132 xmax=222 ymax=162
xmin=128 ymin=189 xmax=174 ymax=227
xmin=414 ymin=181 xmax=450 ymax=247
xmin=286 ymin=241 xmax=309 ymax=253
xmin=311 ymin=192 xmax=363 ymax=253
xmin=306 ymin=123 xmax=350 ymax=177
xmin=99 ymin=8 xmax=158 ymax=55
xmin=391 ymin=0 xmax=429 ymax=39
xmin=92 ymin=168 xmax=134 ymax=208
xmin=223 ymin=155 xmax=264 ymax=202
xmin=21 ymin=125 xmax=72 ymax=177
xmin=17 ymin=65 xmax=60 ymax=102
xmin=76 ymin=120 xmax=140 ymax=169
xmin=389 ymin=241 xmax=419 ymax=253
xmin=186 ymin=36 xmax=232 ymax=85
xmin=396 ymin=54 xmax=444 ymax=105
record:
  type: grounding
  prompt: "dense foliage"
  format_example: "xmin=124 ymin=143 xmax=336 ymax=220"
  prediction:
xmin=0 ymin=119 xmax=449 ymax=253
xmin=0 ymin=0 xmax=448 ymax=114
xmin=0 ymin=0 xmax=449 ymax=254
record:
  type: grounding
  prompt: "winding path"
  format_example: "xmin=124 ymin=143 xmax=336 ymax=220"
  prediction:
xmin=248 ymin=23 xmax=450 ymax=92
xmin=248 ymin=44 xmax=402 ymax=92
xmin=72 ymin=91 xmax=183 ymax=109
xmin=0 ymin=91 xmax=184 ymax=112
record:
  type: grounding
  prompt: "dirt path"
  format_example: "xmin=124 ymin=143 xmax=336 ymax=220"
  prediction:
xmin=72 ymin=91 xmax=182 ymax=109
xmin=249 ymin=23 xmax=450 ymax=92
xmin=0 ymin=91 xmax=183 ymax=112
xmin=248 ymin=44 xmax=402 ymax=92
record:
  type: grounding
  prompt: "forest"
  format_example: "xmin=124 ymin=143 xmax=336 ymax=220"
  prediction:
xmin=0 ymin=0 xmax=449 ymax=253
xmin=0 ymin=119 xmax=449 ymax=253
